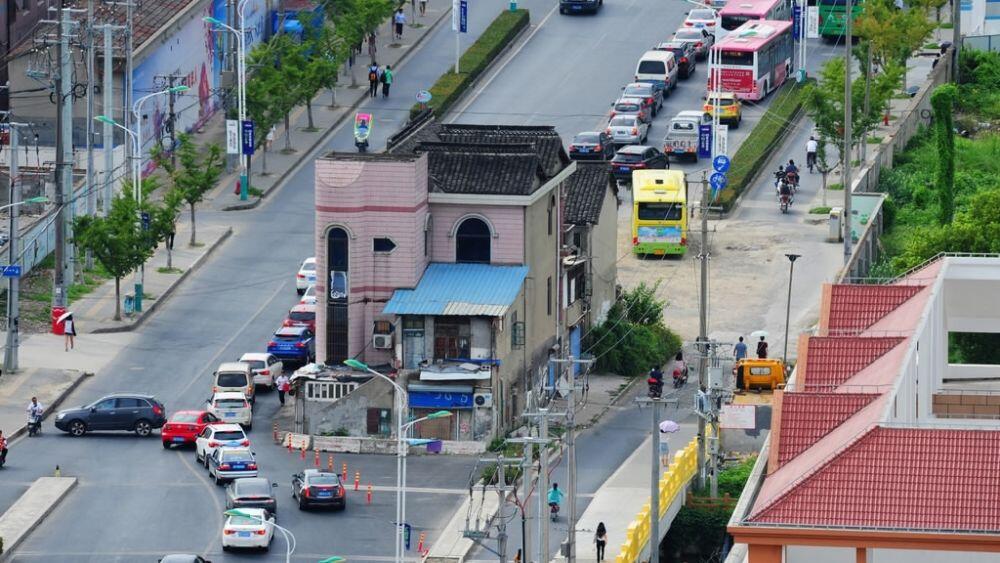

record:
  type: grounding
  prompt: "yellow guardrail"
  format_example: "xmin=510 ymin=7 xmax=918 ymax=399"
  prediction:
xmin=614 ymin=437 xmax=699 ymax=562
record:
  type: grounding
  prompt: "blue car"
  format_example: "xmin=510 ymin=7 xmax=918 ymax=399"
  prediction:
xmin=267 ymin=326 xmax=315 ymax=365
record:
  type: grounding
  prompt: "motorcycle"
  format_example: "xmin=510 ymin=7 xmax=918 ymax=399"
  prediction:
xmin=779 ymin=193 xmax=790 ymax=214
xmin=672 ymin=367 xmax=688 ymax=389
xmin=354 ymin=112 xmax=372 ymax=152
xmin=785 ymin=170 xmax=799 ymax=192
xmin=27 ymin=414 xmax=42 ymax=436
xmin=549 ymin=502 xmax=560 ymax=521
xmin=647 ymin=377 xmax=664 ymax=399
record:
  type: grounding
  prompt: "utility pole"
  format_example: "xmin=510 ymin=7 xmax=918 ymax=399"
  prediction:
xmin=952 ymin=0 xmax=961 ymax=83
xmin=548 ymin=356 xmax=591 ymax=562
xmin=635 ymin=396 xmax=678 ymax=563
xmin=843 ymin=0 xmax=853 ymax=262
xmin=84 ymin=0 xmax=96 ymax=269
xmin=522 ymin=408 xmax=558 ymax=563
xmin=154 ymin=73 xmax=186 ymax=167
xmin=4 ymin=123 xmax=24 ymax=374
xmin=465 ymin=454 xmax=521 ymax=562
xmin=99 ymin=24 xmax=121 ymax=216
xmin=860 ymin=46 xmax=871 ymax=163
xmin=696 ymin=172 xmax=711 ymax=489
xmin=51 ymin=0 xmax=71 ymax=308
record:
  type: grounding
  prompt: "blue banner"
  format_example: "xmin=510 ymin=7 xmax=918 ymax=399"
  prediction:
xmin=459 ymin=0 xmax=468 ymax=32
xmin=241 ymin=120 xmax=255 ymax=155
xmin=409 ymin=391 xmax=473 ymax=409
xmin=698 ymin=124 xmax=712 ymax=159
xmin=793 ymin=4 xmax=802 ymax=40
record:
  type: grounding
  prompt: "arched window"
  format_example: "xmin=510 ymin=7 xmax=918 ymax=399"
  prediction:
xmin=326 ymin=227 xmax=349 ymax=364
xmin=455 ymin=217 xmax=491 ymax=263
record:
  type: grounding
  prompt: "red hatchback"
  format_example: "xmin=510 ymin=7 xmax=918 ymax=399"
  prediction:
xmin=162 ymin=410 xmax=221 ymax=449
xmin=283 ymin=303 xmax=316 ymax=332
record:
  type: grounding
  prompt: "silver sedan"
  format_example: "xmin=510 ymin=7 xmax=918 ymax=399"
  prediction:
xmin=606 ymin=115 xmax=649 ymax=146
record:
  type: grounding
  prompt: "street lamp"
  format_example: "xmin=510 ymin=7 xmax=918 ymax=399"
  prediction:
xmin=400 ymin=409 xmax=453 ymax=553
xmin=783 ymin=253 xmax=802 ymax=367
xmin=344 ymin=358 xmax=408 ymax=562
xmin=319 ymin=558 xmax=347 ymax=563
xmin=0 ymin=197 xmax=48 ymax=213
xmin=224 ymin=508 xmax=296 ymax=563
xmin=95 ymin=115 xmax=138 ymax=190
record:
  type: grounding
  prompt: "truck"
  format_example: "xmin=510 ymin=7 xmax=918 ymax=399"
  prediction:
xmin=662 ymin=110 xmax=711 ymax=162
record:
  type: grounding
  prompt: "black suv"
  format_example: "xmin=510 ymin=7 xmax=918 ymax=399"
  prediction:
xmin=610 ymin=146 xmax=669 ymax=184
xmin=560 ymin=0 xmax=602 ymax=14
xmin=54 ymin=394 xmax=167 ymax=437
xmin=654 ymin=41 xmax=697 ymax=79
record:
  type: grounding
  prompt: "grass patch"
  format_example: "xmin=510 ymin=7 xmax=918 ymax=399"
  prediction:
xmin=716 ymin=80 xmax=808 ymax=212
xmin=939 ymin=21 xmax=953 ymax=28
xmin=828 ymin=182 xmax=844 ymax=191
xmin=67 ymin=262 xmax=112 ymax=304
xmin=409 ymin=10 xmax=530 ymax=119
xmin=190 ymin=242 xmax=205 ymax=248
xmin=809 ymin=206 xmax=832 ymax=214
xmin=157 ymin=266 xmax=184 ymax=274
xmin=248 ymin=187 xmax=264 ymax=197
xmin=924 ymin=42 xmax=940 ymax=50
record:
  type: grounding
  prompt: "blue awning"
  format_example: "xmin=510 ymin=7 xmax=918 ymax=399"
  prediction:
xmin=383 ymin=263 xmax=528 ymax=316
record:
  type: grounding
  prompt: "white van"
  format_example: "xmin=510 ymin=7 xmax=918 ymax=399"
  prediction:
xmin=213 ymin=362 xmax=255 ymax=403
xmin=207 ymin=392 xmax=253 ymax=430
xmin=635 ymin=50 xmax=679 ymax=94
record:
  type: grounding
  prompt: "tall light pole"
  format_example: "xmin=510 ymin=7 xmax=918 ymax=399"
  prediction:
xmin=344 ymin=358 xmax=407 ymax=562
xmin=843 ymin=0 xmax=853 ymax=262
xmin=206 ymin=0 xmax=251 ymax=200
xmin=95 ymin=116 xmax=138 ymax=188
xmin=782 ymin=253 xmax=801 ymax=367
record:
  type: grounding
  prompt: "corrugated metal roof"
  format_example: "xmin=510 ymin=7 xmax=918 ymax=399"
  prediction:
xmin=383 ymin=263 xmax=529 ymax=316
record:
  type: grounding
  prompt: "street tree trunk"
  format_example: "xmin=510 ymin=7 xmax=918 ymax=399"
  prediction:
xmin=114 ymin=277 xmax=121 ymax=321
xmin=189 ymin=203 xmax=197 ymax=246
xmin=262 ymin=145 xmax=269 ymax=175
xmin=330 ymin=87 xmax=337 ymax=108
xmin=166 ymin=243 xmax=173 ymax=270
xmin=306 ymin=100 xmax=315 ymax=130
xmin=284 ymin=113 xmax=293 ymax=151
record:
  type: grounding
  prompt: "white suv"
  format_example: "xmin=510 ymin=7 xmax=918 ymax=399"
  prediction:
xmin=239 ymin=353 xmax=284 ymax=389
xmin=195 ymin=424 xmax=249 ymax=466
xmin=296 ymin=257 xmax=317 ymax=295
xmin=207 ymin=392 xmax=253 ymax=430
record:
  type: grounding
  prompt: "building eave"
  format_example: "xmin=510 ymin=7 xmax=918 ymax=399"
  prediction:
xmin=728 ymin=523 xmax=1000 ymax=552
xmin=427 ymin=161 xmax=577 ymax=206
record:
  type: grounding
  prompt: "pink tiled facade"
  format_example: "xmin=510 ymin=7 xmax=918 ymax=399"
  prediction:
xmin=429 ymin=204 xmax=525 ymax=264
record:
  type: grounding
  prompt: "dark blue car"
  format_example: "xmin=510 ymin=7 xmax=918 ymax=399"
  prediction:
xmin=267 ymin=326 xmax=315 ymax=365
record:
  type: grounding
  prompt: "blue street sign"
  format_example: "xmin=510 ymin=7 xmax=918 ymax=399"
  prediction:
xmin=698 ymin=125 xmax=712 ymax=159
xmin=713 ymin=155 xmax=731 ymax=173
xmin=0 ymin=265 xmax=21 ymax=277
xmin=459 ymin=0 xmax=468 ymax=32
xmin=710 ymin=172 xmax=727 ymax=192
xmin=793 ymin=4 xmax=802 ymax=40
xmin=140 ymin=211 xmax=150 ymax=231
xmin=241 ymin=120 xmax=255 ymax=155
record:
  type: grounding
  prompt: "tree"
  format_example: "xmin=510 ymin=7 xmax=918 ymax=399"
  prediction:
xmin=854 ymin=0 xmax=935 ymax=88
xmin=152 ymin=134 xmax=223 ymax=246
xmin=932 ymin=84 xmax=957 ymax=224
xmin=73 ymin=194 xmax=162 ymax=321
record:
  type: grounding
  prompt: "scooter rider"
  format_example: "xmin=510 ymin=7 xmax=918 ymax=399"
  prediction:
xmin=785 ymin=159 xmax=800 ymax=189
xmin=648 ymin=365 xmax=665 ymax=397
xmin=27 ymin=397 xmax=43 ymax=421
xmin=773 ymin=165 xmax=786 ymax=191
xmin=548 ymin=483 xmax=565 ymax=515
xmin=779 ymin=180 xmax=793 ymax=206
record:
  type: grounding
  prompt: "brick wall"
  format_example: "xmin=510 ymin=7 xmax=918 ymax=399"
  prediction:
xmin=932 ymin=392 xmax=1000 ymax=418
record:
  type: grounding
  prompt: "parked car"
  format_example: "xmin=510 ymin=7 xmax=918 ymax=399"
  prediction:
xmin=238 ymin=353 xmax=284 ymax=390
xmin=684 ymin=8 xmax=718 ymax=29
xmin=609 ymin=146 xmax=669 ymax=184
xmin=610 ymin=97 xmax=652 ymax=124
xmin=54 ymin=394 xmax=166 ymax=437
xmin=568 ymin=132 xmax=615 ymax=161
xmin=267 ymin=326 xmax=316 ymax=365
xmin=207 ymin=392 xmax=253 ymax=430
xmin=195 ymin=423 xmax=250 ymax=466
xmin=221 ymin=508 xmax=275 ymax=552
xmin=299 ymin=284 xmax=316 ymax=305
xmin=606 ymin=115 xmax=649 ymax=146
xmin=291 ymin=469 xmax=347 ymax=510
xmin=635 ymin=50 xmax=679 ymax=93
xmin=212 ymin=362 xmax=255 ymax=403
xmin=282 ymin=303 xmax=316 ymax=332
xmin=663 ymin=110 xmax=712 ymax=161
xmin=622 ymin=82 xmax=664 ymax=115
xmin=159 ymin=556 xmax=212 ymax=563
xmin=560 ymin=0 xmax=602 ymax=14
xmin=161 ymin=410 xmax=221 ymax=449
xmin=227 ymin=477 xmax=278 ymax=513
xmin=208 ymin=447 xmax=259 ymax=485
xmin=672 ymin=27 xmax=714 ymax=60
xmin=703 ymin=92 xmax=743 ymax=127
xmin=653 ymin=41 xmax=697 ymax=79
xmin=295 ymin=257 xmax=316 ymax=295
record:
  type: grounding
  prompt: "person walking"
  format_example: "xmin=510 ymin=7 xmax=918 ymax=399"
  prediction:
xmin=756 ymin=335 xmax=769 ymax=359
xmin=367 ymin=31 xmax=378 ymax=61
xmin=381 ymin=65 xmax=393 ymax=98
xmin=0 ymin=430 xmax=7 ymax=467
xmin=734 ymin=336 xmax=748 ymax=361
xmin=368 ymin=63 xmax=380 ymax=98
xmin=275 ymin=373 xmax=291 ymax=405
xmin=419 ymin=0 xmax=427 ymax=16
xmin=595 ymin=522 xmax=608 ymax=561
xmin=393 ymin=8 xmax=407 ymax=40
xmin=63 ymin=314 xmax=76 ymax=351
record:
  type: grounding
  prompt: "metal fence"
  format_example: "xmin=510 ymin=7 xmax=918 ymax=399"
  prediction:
xmin=965 ymin=34 xmax=1000 ymax=52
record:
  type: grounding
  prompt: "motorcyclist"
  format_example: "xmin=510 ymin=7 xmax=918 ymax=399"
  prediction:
xmin=27 ymin=397 xmax=43 ymax=421
xmin=773 ymin=165 xmax=786 ymax=190
xmin=806 ymin=136 xmax=818 ymax=173
xmin=785 ymin=160 xmax=800 ymax=190
xmin=648 ymin=365 xmax=664 ymax=397
xmin=548 ymin=483 xmax=565 ymax=513
xmin=672 ymin=352 xmax=687 ymax=386
xmin=779 ymin=180 xmax=793 ymax=206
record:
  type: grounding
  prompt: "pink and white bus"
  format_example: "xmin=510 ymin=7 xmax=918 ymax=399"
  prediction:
xmin=708 ymin=20 xmax=794 ymax=101
xmin=718 ymin=0 xmax=792 ymax=31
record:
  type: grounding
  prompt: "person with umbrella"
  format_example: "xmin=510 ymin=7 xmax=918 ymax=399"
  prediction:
xmin=659 ymin=420 xmax=679 ymax=467
xmin=58 ymin=311 xmax=77 ymax=351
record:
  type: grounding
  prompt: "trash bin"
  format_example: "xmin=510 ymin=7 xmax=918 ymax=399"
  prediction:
xmin=426 ymin=440 xmax=443 ymax=454
xmin=829 ymin=207 xmax=843 ymax=242
xmin=51 ymin=306 xmax=66 ymax=335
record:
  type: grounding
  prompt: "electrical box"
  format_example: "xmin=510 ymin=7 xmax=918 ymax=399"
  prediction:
xmin=829 ymin=207 xmax=843 ymax=242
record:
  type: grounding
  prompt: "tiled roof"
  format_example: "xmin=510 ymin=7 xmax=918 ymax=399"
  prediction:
xmin=435 ymin=124 xmax=569 ymax=178
xmin=776 ymin=392 xmax=880 ymax=466
xmin=801 ymin=336 xmax=905 ymax=389
xmin=383 ymin=263 xmax=529 ymax=316
xmin=564 ymin=162 xmax=612 ymax=225
xmin=751 ymin=426 xmax=1000 ymax=532
xmin=827 ymin=284 xmax=923 ymax=333
xmin=421 ymin=145 xmax=542 ymax=195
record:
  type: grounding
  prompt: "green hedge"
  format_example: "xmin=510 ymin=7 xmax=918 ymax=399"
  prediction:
xmin=409 ymin=9 xmax=529 ymax=119
xmin=717 ymin=81 xmax=808 ymax=211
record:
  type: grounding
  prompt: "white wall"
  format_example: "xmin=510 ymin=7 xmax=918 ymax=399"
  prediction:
xmin=786 ymin=546 xmax=855 ymax=563
xmin=874 ymin=549 xmax=1000 ymax=563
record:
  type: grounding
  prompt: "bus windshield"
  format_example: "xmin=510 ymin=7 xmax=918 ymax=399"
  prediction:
xmin=638 ymin=202 xmax=683 ymax=221
xmin=721 ymin=14 xmax=750 ymax=30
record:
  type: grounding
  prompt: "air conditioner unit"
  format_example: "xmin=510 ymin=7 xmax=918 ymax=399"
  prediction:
xmin=372 ymin=334 xmax=393 ymax=349
xmin=473 ymin=391 xmax=494 ymax=408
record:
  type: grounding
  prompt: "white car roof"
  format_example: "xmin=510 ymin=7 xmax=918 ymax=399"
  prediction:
xmin=212 ymin=391 xmax=249 ymax=401
xmin=239 ymin=353 xmax=270 ymax=361
xmin=302 ymin=257 xmax=316 ymax=265
xmin=217 ymin=362 xmax=250 ymax=372
xmin=209 ymin=423 xmax=245 ymax=432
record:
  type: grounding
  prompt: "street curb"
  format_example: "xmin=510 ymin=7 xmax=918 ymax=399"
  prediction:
xmin=90 ymin=227 xmax=234 ymax=334
xmin=0 ymin=477 xmax=78 ymax=562
xmin=221 ymin=5 xmax=455 ymax=213
xmin=7 ymin=369 xmax=91 ymax=442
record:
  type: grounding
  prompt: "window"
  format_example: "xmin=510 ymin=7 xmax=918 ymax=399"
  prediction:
xmin=568 ymin=264 xmax=586 ymax=305
xmin=548 ymin=195 xmax=556 ymax=236
xmin=93 ymin=398 xmax=116 ymax=410
xmin=326 ymin=227 xmax=350 ymax=364
xmin=115 ymin=398 xmax=145 ymax=408
xmin=547 ymin=276 xmax=553 ymax=316
xmin=434 ymin=318 xmax=471 ymax=359
xmin=720 ymin=49 xmax=753 ymax=66
xmin=455 ymin=217 xmax=491 ymax=263
xmin=305 ymin=381 xmax=358 ymax=401
xmin=638 ymin=60 xmax=666 ymax=74
xmin=374 ymin=320 xmax=393 ymax=335
xmin=373 ymin=237 xmax=396 ymax=253
xmin=403 ymin=316 xmax=424 ymax=330
xmin=638 ymin=202 xmax=683 ymax=221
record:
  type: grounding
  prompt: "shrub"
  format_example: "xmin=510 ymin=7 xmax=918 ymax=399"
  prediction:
xmin=716 ymin=81 xmax=807 ymax=211
xmin=587 ymin=283 xmax=682 ymax=377
xmin=409 ymin=10 xmax=529 ymax=119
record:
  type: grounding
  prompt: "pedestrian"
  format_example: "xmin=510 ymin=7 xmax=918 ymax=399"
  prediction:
xmin=0 ymin=429 xmax=7 ymax=467
xmin=368 ymin=63 xmax=380 ymax=98
xmin=756 ymin=335 xmax=768 ymax=359
xmin=419 ymin=0 xmax=427 ymax=16
xmin=734 ymin=336 xmax=748 ymax=361
xmin=381 ymin=64 xmax=393 ymax=98
xmin=275 ymin=373 xmax=291 ymax=405
xmin=394 ymin=8 xmax=407 ymax=40
xmin=595 ymin=522 xmax=608 ymax=561
xmin=63 ymin=314 xmax=76 ymax=351
xmin=266 ymin=125 xmax=276 ymax=152
xmin=166 ymin=220 xmax=175 ymax=251
xmin=367 ymin=31 xmax=378 ymax=61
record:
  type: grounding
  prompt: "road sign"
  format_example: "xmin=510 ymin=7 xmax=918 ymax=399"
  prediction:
xmin=416 ymin=90 xmax=432 ymax=104
xmin=698 ymin=125 xmax=712 ymax=159
xmin=241 ymin=120 xmax=255 ymax=156
xmin=710 ymin=172 xmax=727 ymax=192
xmin=140 ymin=211 xmax=150 ymax=231
xmin=226 ymin=120 xmax=239 ymax=155
xmin=0 ymin=265 xmax=21 ymax=277
xmin=459 ymin=0 xmax=468 ymax=32
xmin=713 ymin=155 xmax=731 ymax=173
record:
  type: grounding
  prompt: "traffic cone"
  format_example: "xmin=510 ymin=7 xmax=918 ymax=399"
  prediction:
xmin=354 ymin=471 xmax=361 ymax=491
xmin=314 ymin=448 xmax=320 ymax=467
xmin=342 ymin=462 xmax=348 ymax=481
xmin=286 ymin=435 xmax=292 ymax=453
xmin=272 ymin=423 xmax=278 ymax=443
xmin=367 ymin=482 xmax=373 ymax=505
xmin=300 ymin=444 xmax=306 ymax=460
xmin=327 ymin=454 xmax=334 ymax=472
xmin=417 ymin=532 xmax=426 ymax=552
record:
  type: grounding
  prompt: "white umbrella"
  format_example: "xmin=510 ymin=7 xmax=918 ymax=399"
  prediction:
xmin=750 ymin=330 xmax=768 ymax=339
xmin=659 ymin=420 xmax=680 ymax=433
xmin=56 ymin=311 xmax=73 ymax=323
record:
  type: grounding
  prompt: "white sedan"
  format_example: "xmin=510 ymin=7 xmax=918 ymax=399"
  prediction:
xmin=299 ymin=284 xmax=316 ymax=305
xmin=684 ymin=8 xmax=717 ymax=29
xmin=222 ymin=508 xmax=274 ymax=552
xmin=295 ymin=257 xmax=317 ymax=295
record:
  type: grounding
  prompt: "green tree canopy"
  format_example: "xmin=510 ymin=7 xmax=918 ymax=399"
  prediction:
xmin=152 ymin=133 xmax=223 ymax=246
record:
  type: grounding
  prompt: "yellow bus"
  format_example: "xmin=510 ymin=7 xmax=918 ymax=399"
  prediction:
xmin=632 ymin=170 xmax=688 ymax=256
